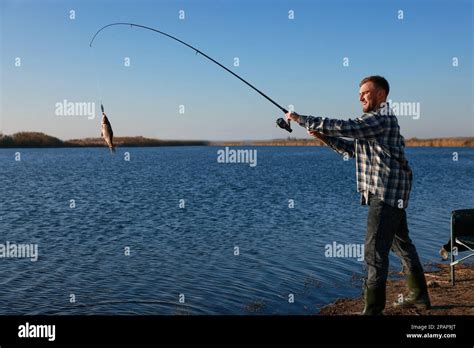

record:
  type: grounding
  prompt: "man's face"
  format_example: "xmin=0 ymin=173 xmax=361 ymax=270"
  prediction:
xmin=359 ymin=81 xmax=386 ymax=112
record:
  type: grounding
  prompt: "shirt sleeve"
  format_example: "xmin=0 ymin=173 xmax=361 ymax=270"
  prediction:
xmin=323 ymin=135 xmax=355 ymax=158
xmin=298 ymin=113 xmax=385 ymax=140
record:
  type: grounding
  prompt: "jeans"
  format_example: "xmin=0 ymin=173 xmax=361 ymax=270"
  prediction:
xmin=364 ymin=193 xmax=424 ymax=289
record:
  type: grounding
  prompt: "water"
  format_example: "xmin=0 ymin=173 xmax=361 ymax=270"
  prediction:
xmin=0 ymin=147 xmax=472 ymax=315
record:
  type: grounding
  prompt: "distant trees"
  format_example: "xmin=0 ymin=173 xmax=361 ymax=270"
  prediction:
xmin=405 ymin=137 xmax=474 ymax=147
xmin=0 ymin=132 xmax=209 ymax=148
xmin=0 ymin=132 xmax=472 ymax=148
xmin=0 ymin=132 xmax=64 ymax=148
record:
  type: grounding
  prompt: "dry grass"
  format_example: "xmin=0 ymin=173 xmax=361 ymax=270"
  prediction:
xmin=405 ymin=137 xmax=474 ymax=147
xmin=0 ymin=132 xmax=64 ymax=148
xmin=1 ymin=132 xmax=472 ymax=148
xmin=66 ymin=136 xmax=208 ymax=147
xmin=0 ymin=132 xmax=207 ymax=148
xmin=212 ymin=137 xmax=474 ymax=147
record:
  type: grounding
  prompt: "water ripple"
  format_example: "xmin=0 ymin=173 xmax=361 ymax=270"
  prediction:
xmin=0 ymin=147 xmax=472 ymax=314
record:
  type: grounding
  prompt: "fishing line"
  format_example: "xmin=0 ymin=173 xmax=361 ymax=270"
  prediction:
xmin=90 ymin=47 xmax=115 ymax=153
xmin=89 ymin=46 xmax=103 ymax=109
xmin=89 ymin=22 xmax=292 ymax=132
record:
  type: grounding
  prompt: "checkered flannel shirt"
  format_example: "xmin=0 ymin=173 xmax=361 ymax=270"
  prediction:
xmin=298 ymin=105 xmax=412 ymax=208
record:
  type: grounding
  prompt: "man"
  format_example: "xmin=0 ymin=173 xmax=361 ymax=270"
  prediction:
xmin=286 ymin=76 xmax=431 ymax=315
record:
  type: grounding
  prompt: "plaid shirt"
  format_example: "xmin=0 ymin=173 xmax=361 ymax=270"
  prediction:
xmin=298 ymin=105 xmax=412 ymax=208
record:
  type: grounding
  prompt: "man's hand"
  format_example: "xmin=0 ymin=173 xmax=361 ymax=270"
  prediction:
xmin=285 ymin=112 xmax=300 ymax=123
xmin=308 ymin=130 xmax=327 ymax=142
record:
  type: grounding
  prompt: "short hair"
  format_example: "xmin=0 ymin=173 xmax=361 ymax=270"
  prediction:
xmin=359 ymin=75 xmax=390 ymax=96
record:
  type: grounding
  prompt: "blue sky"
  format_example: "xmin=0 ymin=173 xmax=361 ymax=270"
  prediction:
xmin=1 ymin=0 xmax=472 ymax=140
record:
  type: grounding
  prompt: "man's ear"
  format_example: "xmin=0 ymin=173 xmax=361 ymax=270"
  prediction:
xmin=377 ymin=89 xmax=387 ymax=103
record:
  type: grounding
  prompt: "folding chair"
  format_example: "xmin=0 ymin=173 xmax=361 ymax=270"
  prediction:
xmin=450 ymin=209 xmax=474 ymax=285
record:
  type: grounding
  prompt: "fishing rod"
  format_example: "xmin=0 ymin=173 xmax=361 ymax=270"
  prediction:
xmin=89 ymin=22 xmax=292 ymax=132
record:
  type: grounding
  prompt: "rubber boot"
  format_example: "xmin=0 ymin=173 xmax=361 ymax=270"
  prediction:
xmin=361 ymin=285 xmax=386 ymax=315
xmin=393 ymin=272 xmax=431 ymax=309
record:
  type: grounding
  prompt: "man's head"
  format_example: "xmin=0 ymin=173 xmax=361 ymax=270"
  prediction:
xmin=359 ymin=76 xmax=390 ymax=112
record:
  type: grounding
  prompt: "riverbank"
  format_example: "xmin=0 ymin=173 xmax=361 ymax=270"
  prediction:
xmin=0 ymin=132 xmax=208 ymax=148
xmin=1 ymin=132 xmax=473 ymax=148
xmin=214 ymin=137 xmax=474 ymax=147
xmin=319 ymin=263 xmax=474 ymax=315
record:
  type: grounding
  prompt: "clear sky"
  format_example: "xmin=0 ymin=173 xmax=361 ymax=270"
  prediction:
xmin=1 ymin=0 xmax=472 ymax=140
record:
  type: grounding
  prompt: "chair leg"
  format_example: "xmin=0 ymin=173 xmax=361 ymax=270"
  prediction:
xmin=451 ymin=264 xmax=455 ymax=286
xmin=450 ymin=243 xmax=455 ymax=286
xmin=451 ymin=214 xmax=455 ymax=286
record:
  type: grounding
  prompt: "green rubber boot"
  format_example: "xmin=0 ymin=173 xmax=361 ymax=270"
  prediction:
xmin=361 ymin=285 xmax=386 ymax=315
xmin=394 ymin=272 xmax=431 ymax=309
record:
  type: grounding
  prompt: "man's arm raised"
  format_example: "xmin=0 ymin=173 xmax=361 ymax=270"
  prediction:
xmin=286 ymin=111 xmax=385 ymax=141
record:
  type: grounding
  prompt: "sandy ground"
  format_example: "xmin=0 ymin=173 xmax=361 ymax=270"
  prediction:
xmin=319 ymin=263 xmax=474 ymax=315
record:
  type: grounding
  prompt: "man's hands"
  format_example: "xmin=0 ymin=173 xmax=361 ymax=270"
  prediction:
xmin=285 ymin=111 xmax=326 ymax=141
xmin=285 ymin=112 xmax=300 ymax=123
xmin=307 ymin=130 xmax=325 ymax=140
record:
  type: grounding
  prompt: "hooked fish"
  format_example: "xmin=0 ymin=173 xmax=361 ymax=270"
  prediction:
xmin=100 ymin=104 xmax=115 ymax=153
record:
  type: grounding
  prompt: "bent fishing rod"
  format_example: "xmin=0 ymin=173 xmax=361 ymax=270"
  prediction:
xmin=89 ymin=22 xmax=292 ymax=132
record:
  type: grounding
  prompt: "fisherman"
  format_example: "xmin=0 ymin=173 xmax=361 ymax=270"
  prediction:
xmin=101 ymin=106 xmax=115 ymax=153
xmin=286 ymin=76 xmax=431 ymax=315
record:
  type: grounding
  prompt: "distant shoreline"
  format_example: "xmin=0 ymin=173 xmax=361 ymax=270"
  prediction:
xmin=0 ymin=132 xmax=473 ymax=148
xmin=214 ymin=137 xmax=474 ymax=147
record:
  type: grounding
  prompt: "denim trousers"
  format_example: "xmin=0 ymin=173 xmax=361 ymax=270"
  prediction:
xmin=364 ymin=193 xmax=424 ymax=289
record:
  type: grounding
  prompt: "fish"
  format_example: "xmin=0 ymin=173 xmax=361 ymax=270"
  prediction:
xmin=100 ymin=104 xmax=115 ymax=153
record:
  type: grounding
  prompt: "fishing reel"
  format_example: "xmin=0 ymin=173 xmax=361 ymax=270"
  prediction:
xmin=276 ymin=118 xmax=292 ymax=133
